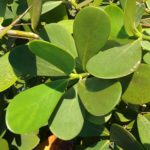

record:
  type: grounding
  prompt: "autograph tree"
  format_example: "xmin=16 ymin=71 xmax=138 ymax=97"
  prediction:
xmin=0 ymin=0 xmax=150 ymax=149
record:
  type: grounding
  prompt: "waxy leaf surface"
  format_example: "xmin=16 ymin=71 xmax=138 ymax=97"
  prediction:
xmin=123 ymin=64 xmax=150 ymax=104
xmin=9 ymin=45 xmax=66 ymax=77
xmin=105 ymin=5 xmax=125 ymax=38
xmin=110 ymin=124 xmax=144 ymax=150
xmin=78 ymin=77 xmax=121 ymax=116
xmin=29 ymin=40 xmax=75 ymax=75
xmin=124 ymin=0 xmax=137 ymax=36
xmin=50 ymin=86 xmax=84 ymax=140
xmin=27 ymin=0 xmax=42 ymax=30
xmin=6 ymin=79 xmax=68 ymax=134
xmin=87 ymin=39 xmax=141 ymax=79
xmin=40 ymin=23 xmax=77 ymax=58
xmin=73 ymin=6 xmax=110 ymax=70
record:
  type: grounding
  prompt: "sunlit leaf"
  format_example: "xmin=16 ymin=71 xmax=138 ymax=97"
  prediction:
xmin=42 ymin=1 xmax=62 ymax=14
xmin=0 ymin=139 xmax=9 ymax=150
xmin=143 ymin=52 xmax=150 ymax=65
xmin=12 ymin=133 xmax=40 ymax=150
xmin=0 ymin=53 xmax=17 ymax=92
xmin=141 ymin=40 xmax=150 ymax=51
xmin=6 ymin=79 xmax=68 ymax=134
xmin=73 ymin=6 xmax=110 ymax=70
xmin=39 ymin=23 xmax=77 ymax=58
xmin=58 ymin=20 xmax=74 ymax=34
xmin=87 ymin=39 xmax=141 ymax=79
xmin=105 ymin=4 xmax=126 ymax=39
xmin=27 ymin=0 xmax=42 ymax=30
xmin=124 ymin=0 xmax=139 ymax=36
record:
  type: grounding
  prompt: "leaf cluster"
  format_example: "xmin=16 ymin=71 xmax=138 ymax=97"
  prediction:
xmin=0 ymin=0 xmax=150 ymax=149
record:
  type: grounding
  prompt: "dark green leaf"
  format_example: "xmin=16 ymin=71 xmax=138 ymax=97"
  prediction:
xmin=79 ymin=120 xmax=108 ymax=137
xmin=0 ymin=0 xmax=7 ymax=24
xmin=28 ymin=40 xmax=75 ymax=75
xmin=9 ymin=45 xmax=66 ymax=77
xmin=86 ymin=112 xmax=112 ymax=125
xmin=85 ymin=140 xmax=110 ymax=150
xmin=110 ymin=124 xmax=144 ymax=150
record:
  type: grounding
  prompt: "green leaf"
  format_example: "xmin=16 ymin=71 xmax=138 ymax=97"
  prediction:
xmin=135 ymin=3 xmax=145 ymax=27
xmin=12 ymin=133 xmax=40 ymax=150
xmin=0 ymin=0 xmax=7 ymax=24
xmin=114 ymin=112 xmax=131 ymax=123
xmin=79 ymin=120 xmax=108 ymax=137
xmin=86 ymin=112 xmax=112 ymax=125
xmin=6 ymin=79 xmax=68 ymax=134
xmin=119 ymin=0 xmax=126 ymax=9
xmin=58 ymin=19 xmax=74 ymax=34
xmin=146 ymin=0 xmax=150 ymax=9
xmin=42 ymin=1 xmax=62 ymax=14
xmin=9 ymin=45 xmax=66 ymax=78
xmin=137 ymin=114 xmax=150 ymax=149
xmin=124 ymin=0 xmax=139 ymax=36
xmin=28 ymin=40 xmax=75 ymax=75
xmin=141 ymin=40 xmax=150 ymax=51
xmin=122 ymin=64 xmax=150 ymax=104
xmin=91 ymin=0 xmax=103 ymax=7
xmin=0 ymin=139 xmax=9 ymax=150
xmin=110 ymin=124 xmax=144 ymax=150
xmin=41 ymin=4 xmax=68 ymax=24
xmin=39 ymin=23 xmax=77 ymax=58
xmin=50 ymin=86 xmax=84 ymax=140
xmin=78 ymin=77 xmax=121 ymax=116
xmin=87 ymin=39 xmax=141 ymax=79
xmin=143 ymin=52 xmax=150 ymax=65
xmin=105 ymin=4 xmax=126 ymax=39
xmin=85 ymin=140 xmax=110 ymax=150
xmin=0 ymin=53 xmax=17 ymax=92
xmin=73 ymin=6 xmax=110 ymax=70
xmin=27 ymin=0 xmax=42 ymax=30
